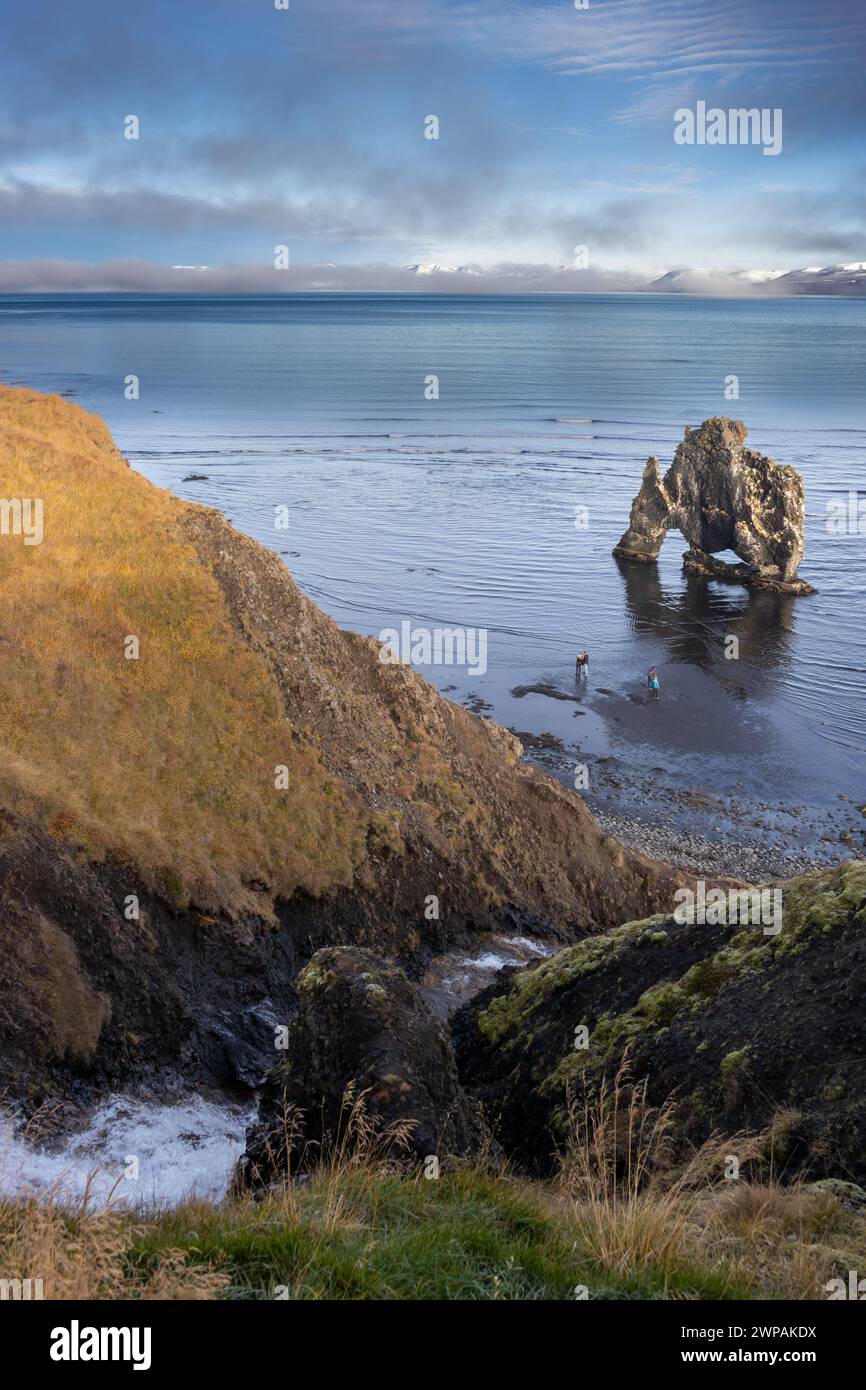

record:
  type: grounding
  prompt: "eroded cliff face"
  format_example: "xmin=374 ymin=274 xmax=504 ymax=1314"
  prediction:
xmin=182 ymin=505 xmax=685 ymax=952
xmin=0 ymin=386 xmax=683 ymax=1105
xmin=613 ymin=418 xmax=814 ymax=594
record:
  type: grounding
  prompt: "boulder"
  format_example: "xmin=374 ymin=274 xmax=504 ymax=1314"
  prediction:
xmin=613 ymin=418 xmax=815 ymax=593
xmin=806 ymin=1179 xmax=866 ymax=1213
xmin=237 ymin=946 xmax=491 ymax=1188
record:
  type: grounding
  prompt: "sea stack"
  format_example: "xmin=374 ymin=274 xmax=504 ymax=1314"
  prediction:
xmin=613 ymin=417 xmax=815 ymax=594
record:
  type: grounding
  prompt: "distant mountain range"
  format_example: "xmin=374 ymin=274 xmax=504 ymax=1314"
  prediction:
xmin=399 ymin=260 xmax=866 ymax=295
xmin=3 ymin=257 xmax=863 ymax=295
xmin=647 ymin=263 xmax=866 ymax=296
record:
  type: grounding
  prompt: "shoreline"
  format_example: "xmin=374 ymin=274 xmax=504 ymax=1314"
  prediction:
xmin=512 ymin=733 xmax=862 ymax=882
xmin=590 ymin=807 xmax=837 ymax=882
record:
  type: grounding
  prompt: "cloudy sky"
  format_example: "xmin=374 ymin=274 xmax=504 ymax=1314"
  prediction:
xmin=0 ymin=0 xmax=863 ymax=290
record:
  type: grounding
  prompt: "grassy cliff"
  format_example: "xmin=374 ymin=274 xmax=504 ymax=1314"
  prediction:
xmin=0 ymin=386 xmax=681 ymax=1097
xmin=0 ymin=385 xmax=680 ymax=931
xmin=0 ymin=386 xmax=360 ymax=916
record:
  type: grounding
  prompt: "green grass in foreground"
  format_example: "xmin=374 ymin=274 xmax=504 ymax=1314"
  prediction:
xmin=125 ymin=1170 xmax=762 ymax=1301
xmin=5 ymin=1076 xmax=865 ymax=1301
xmin=132 ymin=1172 xmax=727 ymax=1301
xmin=5 ymin=1165 xmax=864 ymax=1301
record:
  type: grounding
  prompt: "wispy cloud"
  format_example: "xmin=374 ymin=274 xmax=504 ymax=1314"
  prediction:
xmin=0 ymin=0 xmax=861 ymax=278
xmin=447 ymin=0 xmax=856 ymax=76
xmin=0 ymin=257 xmax=644 ymax=294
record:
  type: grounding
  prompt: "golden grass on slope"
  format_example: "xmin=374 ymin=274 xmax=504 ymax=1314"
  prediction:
xmin=0 ymin=387 xmax=361 ymax=915
xmin=0 ymin=1190 xmax=225 ymax=1300
xmin=553 ymin=1063 xmax=866 ymax=1299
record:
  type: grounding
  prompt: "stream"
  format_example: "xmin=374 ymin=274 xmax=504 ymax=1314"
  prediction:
xmin=0 ymin=934 xmax=552 ymax=1208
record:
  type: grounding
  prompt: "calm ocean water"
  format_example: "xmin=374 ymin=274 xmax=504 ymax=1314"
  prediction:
xmin=1 ymin=293 xmax=863 ymax=848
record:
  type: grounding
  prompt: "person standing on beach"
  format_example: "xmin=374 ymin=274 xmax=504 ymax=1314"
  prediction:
xmin=647 ymin=668 xmax=660 ymax=700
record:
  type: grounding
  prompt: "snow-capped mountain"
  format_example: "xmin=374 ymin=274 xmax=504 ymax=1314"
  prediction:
xmin=648 ymin=263 xmax=866 ymax=296
xmin=649 ymin=268 xmax=785 ymax=293
xmin=402 ymin=262 xmax=481 ymax=275
xmin=772 ymin=262 xmax=866 ymax=293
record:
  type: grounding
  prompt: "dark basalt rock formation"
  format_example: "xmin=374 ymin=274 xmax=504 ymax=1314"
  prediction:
xmin=613 ymin=418 xmax=815 ymax=594
xmin=455 ymin=862 xmax=866 ymax=1179
xmin=237 ymin=946 xmax=491 ymax=1189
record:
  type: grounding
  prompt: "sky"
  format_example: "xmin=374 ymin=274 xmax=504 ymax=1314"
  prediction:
xmin=0 ymin=0 xmax=864 ymax=291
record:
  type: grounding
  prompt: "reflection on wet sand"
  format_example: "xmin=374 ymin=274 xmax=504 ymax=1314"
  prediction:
xmin=614 ymin=555 xmax=796 ymax=696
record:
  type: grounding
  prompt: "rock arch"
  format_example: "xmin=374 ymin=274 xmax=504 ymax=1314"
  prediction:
xmin=612 ymin=417 xmax=814 ymax=594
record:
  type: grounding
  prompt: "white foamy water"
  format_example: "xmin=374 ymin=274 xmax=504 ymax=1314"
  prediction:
xmin=1 ymin=937 xmax=553 ymax=1206
xmin=0 ymin=1095 xmax=255 ymax=1208
xmin=461 ymin=951 xmax=524 ymax=971
xmin=421 ymin=933 xmax=555 ymax=1016
xmin=450 ymin=935 xmax=553 ymax=980
xmin=500 ymin=936 xmax=551 ymax=959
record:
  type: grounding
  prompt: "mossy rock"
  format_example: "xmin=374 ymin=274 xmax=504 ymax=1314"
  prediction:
xmin=239 ymin=947 xmax=491 ymax=1188
xmin=456 ymin=863 xmax=866 ymax=1179
xmin=807 ymin=1180 xmax=866 ymax=1213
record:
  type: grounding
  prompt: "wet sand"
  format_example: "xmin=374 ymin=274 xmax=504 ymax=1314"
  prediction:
xmin=502 ymin=677 xmax=863 ymax=880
